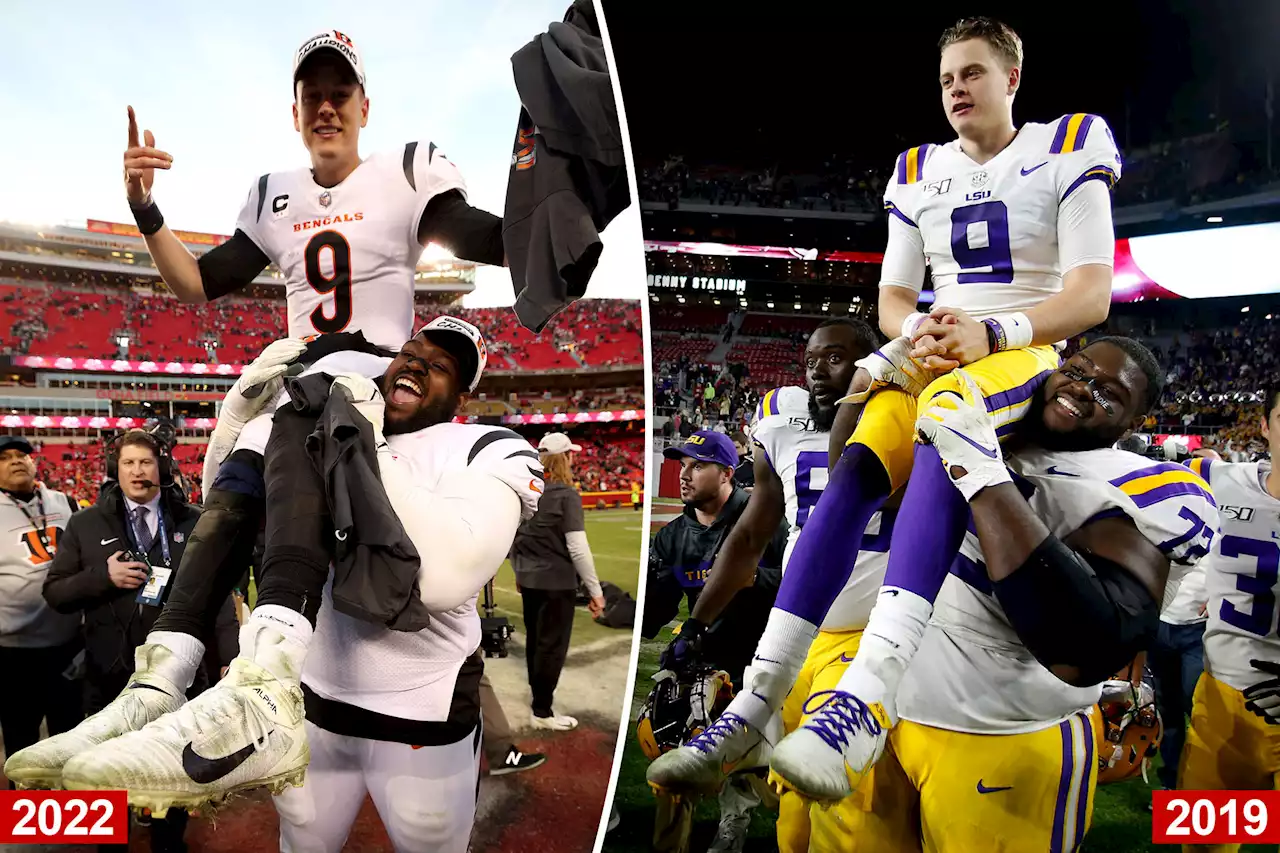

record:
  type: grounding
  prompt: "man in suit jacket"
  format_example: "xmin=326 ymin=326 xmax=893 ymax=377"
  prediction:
xmin=42 ymin=430 xmax=236 ymax=853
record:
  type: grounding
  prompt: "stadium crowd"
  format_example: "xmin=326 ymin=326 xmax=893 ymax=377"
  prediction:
xmin=640 ymin=127 xmax=1275 ymax=214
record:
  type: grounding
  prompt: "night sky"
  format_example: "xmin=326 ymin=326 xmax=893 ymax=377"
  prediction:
xmin=603 ymin=0 xmax=1279 ymax=170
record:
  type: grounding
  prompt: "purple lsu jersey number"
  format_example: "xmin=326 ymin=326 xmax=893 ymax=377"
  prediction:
xmin=794 ymin=450 xmax=828 ymax=527
xmin=1218 ymin=534 xmax=1280 ymax=638
xmin=950 ymin=201 xmax=1014 ymax=284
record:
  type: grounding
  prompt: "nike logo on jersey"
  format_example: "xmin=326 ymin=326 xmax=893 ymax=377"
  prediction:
xmin=101 ymin=538 xmax=118 ymax=546
xmin=1045 ymin=466 xmax=1080 ymax=477
xmin=1020 ymin=162 xmax=1048 ymax=176
xmin=182 ymin=737 xmax=267 ymax=784
xmin=976 ymin=780 xmax=1013 ymax=794
xmin=840 ymin=652 xmax=857 ymax=663
xmin=941 ymin=426 xmax=1001 ymax=459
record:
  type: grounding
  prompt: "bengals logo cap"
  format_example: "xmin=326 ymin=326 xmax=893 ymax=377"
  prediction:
xmin=294 ymin=30 xmax=366 ymax=91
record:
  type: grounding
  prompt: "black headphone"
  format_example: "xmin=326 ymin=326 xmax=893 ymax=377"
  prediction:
xmin=104 ymin=421 xmax=176 ymax=487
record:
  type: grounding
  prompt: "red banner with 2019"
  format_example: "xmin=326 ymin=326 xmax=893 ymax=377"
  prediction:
xmin=1151 ymin=790 xmax=1280 ymax=844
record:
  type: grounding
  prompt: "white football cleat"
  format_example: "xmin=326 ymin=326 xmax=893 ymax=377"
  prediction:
xmin=646 ymin=711 xmax=772 ymax=797
xmin=768 ymin=685 xmax=893 ymax=804
xmin=61 ymin=631 xmax=309 ymax=817
xmin=4 ymin=644 xmax=186 ymax=789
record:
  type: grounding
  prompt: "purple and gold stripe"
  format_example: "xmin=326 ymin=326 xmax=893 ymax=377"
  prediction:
xmin=896 ymin=145 xmax=932 ymax=184
xmin=983 ymin=370 xmax=1052 ymax=417
xmin=1188 ymin=455 xmax=1213 ymax=484
xmin=761 ymin=388 xmax=781 ymax=418
xmin=1060 ymin=165 xmax=1119 ymax=202
xmin=1050 ymin=113 xmax=1098 ymax=155
xmin=1109 ymin=461 xmax=1196 ymax=489
xmin=1128 ymin=479 xmax=1216 ymax=509
xmin=1050 ymin=713 xmax=1092 ymax=852
xmin=884 ymin=201 xmax=919 ymax=228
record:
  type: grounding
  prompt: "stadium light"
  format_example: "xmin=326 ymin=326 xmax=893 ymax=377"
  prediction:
xmin=1242 ymin=306 xmax=1251 ymax=312
xmin=766 ymin=301 xmax=775 ymax=309
xmin=1206 ymin=216 xmax=1224 ymax=223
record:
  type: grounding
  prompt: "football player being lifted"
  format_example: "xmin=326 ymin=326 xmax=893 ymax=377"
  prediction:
xmin=647 ymin=15 xmax=1127 ymax=797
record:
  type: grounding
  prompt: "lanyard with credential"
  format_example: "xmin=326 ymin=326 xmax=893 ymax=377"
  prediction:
xmin=129 ymin=508 xmax=172 ymax=568
xmin=7 ymin=490 xmax=49 ymax=551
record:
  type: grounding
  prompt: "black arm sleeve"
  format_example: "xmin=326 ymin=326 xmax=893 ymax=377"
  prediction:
xmin=416 ymin=191 xmax=505 ymax=266
xmin=197 ymin=230 xmax=271 ymax=300
xmin=992 ymin=535 xmax=1160 ymax=688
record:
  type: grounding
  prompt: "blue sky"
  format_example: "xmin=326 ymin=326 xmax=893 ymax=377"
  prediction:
xmin=0 ymin=0 xmax=643 ymax=306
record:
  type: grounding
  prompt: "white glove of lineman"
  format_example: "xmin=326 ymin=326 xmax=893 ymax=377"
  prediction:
xmin=203 ymin=337 xmax=309 ymax=497
xmin=330 ymin=372 xmax=386 ymax=448
xmin=837 ymin=336 xmax=934 ymax=405
xmin=913 ymin=370 xmax=1011 ymax=501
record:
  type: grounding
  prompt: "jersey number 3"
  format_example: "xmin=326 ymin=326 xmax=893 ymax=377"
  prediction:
xmin=305 ymin=231 xmax=353 ymax=334
xmin=951 ymin=201 xmax=1014 ymax=284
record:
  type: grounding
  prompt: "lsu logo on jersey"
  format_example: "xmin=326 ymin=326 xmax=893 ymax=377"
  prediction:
xmin=21 ymin=526 xmax=59 ymax=566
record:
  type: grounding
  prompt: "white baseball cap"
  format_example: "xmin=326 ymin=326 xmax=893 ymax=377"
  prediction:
xmin=538 ymin=433 xmax=582 ymax=455
xmin=414 ymin=316 xmax=488 ymax=393
xmin=293 ymin=30 xmax=366 ymax=91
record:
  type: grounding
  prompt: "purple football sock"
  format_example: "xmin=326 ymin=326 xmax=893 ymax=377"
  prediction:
xmin=774 ymin=443 xmax=891 ymax=624
xmin=880 ymin=444 xmax=971 ymax=601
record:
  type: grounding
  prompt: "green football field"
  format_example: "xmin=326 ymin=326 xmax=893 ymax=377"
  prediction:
xmin=610 ymin=503 xmax=1269 ymax=852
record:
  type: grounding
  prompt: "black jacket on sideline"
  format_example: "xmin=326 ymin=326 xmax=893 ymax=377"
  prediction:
xmin=643 ymin=487 xmax=788 ymax=681
xmin=43 ymin=483 xmax=237 ymax=690
xmin=504 ymin=0 xmax=631 ymax=332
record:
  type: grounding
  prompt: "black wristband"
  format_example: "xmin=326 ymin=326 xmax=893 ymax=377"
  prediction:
xmin=130 ymin=199 xmax=164 ymax=236
xmin=679 ymin=617 xmax=707 ymax=641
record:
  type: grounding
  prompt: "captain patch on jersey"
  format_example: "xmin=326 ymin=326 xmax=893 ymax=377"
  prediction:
xmin=234 ymin=140 xmax=467 ymax=349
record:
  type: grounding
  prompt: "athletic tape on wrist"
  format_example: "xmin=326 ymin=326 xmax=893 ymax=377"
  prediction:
xmin=984 ymin=312 xmax=1033 ymax=352
xmin=901 ymin=312 xmax=928 ymax=339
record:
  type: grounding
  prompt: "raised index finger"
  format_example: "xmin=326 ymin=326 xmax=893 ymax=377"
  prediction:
xmin=127 ymin=105 xmax=139 ymax=148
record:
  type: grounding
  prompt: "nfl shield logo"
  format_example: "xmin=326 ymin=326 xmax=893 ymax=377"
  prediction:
xmin=319 ymin=191 xmax=332 ymax=208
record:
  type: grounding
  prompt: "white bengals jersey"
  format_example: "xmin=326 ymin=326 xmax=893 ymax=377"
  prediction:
xmin=0 ymin=487 xmax=77 ymax=648
xmin=883 ymin=113 xmax=1122 ymax=317
xmin=235 ymin=140 xmax=467 ymax=350
xmin=750 ymin=385 xmax=890 ymax=631
xmin=301 ymin=423 xmax=542 ymax=721
xmin=1190 ymin=456 xmax=1280 ymax=692
xmin=897 ymin=448 xmax=1218 ymax=735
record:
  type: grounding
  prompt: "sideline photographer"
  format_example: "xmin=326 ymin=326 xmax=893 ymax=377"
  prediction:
xmin=42 ymin=428 xmax=237 ymax=852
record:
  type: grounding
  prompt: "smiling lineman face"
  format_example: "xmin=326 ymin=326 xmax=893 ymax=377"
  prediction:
xmin=380 ymin=333 xmax=466 ymax=435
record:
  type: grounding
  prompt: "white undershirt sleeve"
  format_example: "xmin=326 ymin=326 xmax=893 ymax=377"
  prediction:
xmin=565 ymin=530 xmax=603 ymax=599
xmin=878 ymin=211 xmax=927 ymax=292
xmin=378 ymin=450 xmax=522 ymax=612
xmin=1058 ymin=179 xmax=1116 ymax=274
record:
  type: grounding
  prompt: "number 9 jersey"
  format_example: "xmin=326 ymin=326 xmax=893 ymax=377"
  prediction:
xmin=234 ymin=140 xmax=467 ymax=351
xmin=1191 ymin=456 xmax=1280 ymax=691
xmin=881 ymin=113 xmax=1123 ymax=318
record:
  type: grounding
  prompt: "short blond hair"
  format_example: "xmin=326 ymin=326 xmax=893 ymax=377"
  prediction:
xmin=939 ymin=17 xmax=1023 ymax=70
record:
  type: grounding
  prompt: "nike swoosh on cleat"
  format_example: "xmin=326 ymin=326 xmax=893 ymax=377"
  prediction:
xmin=976 ymin=780 xmax=1013 ymax=794
xmin=941 ymin=426 xmax=1000 ymax=459
xmin=182 ymin=736 xmax=270 ymax=785
xmin=126 ymin=682 xmax=172 ymax=696
xmin=721 ymin=759 xmax=741 ymax=775
xmin=1020 ymin=162 xmax=1048 ymax=176
xmin=1045 ymin=466 xmax=1080 ymax=477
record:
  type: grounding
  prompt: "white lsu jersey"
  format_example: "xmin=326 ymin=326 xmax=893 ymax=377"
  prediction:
xmin=897 ymin=448 xmax=1218 ymax=735
xmin=301 ymin=423 xmax=542 ymax=722
xmin=1191 ymin=456 xmax=1280 ymax=692
xmin=750 ymin=385 xmax=891 ymax=631
xmin=236 ymin=140 xmax=467 ymax=350
xmin=883 ymin=113 xmax=1123 ymax=317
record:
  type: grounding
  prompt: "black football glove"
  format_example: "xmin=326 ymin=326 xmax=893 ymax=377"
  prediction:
xmin=1243 ymin=659 xmax=1280 ymax=725
xmin=659 ymin=618 xmax=707 ymax=676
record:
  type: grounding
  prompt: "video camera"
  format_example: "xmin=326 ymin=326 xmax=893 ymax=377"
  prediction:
xmin=479 ymin=579 xmax=511 ymax=658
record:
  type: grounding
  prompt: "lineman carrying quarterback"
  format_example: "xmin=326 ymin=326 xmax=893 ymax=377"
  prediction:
xmin=1179 ymin=389 xmax=1280 ymax=836
xmin=5 ymin=30 xmax=509 ymax=812
xmin=58 ymin=320 xmax=540 ymax=853
xmin=650 ymin=15 xmax=1128 ymax=801
xmin=656 ymin=338 xmax=1217 ymax=852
